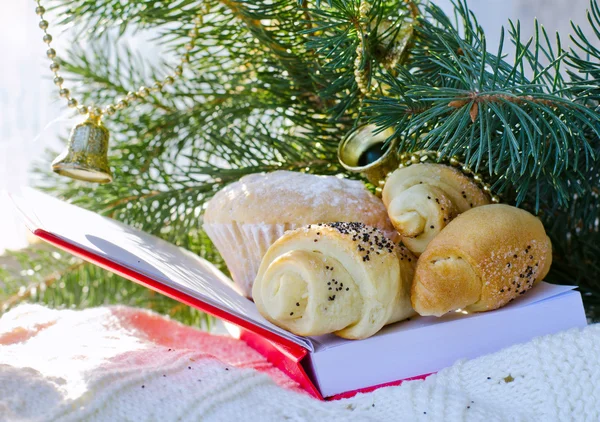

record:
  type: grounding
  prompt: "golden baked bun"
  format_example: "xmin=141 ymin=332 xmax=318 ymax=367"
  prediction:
xmin=412 ymin=204 xmax=552 ymax=317
xmin=382 ymin=163 xmax=490 ymax=255
xmin=203 ymin=171 xmax=395 ymax=297
xmin=253 ymin=223 xmax=416 ymax=340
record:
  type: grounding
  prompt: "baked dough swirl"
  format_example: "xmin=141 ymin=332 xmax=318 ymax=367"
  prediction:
xmin=252 ymin=223 xmax=416 ymax=340
xmin=382 ymin=163 xmax=490 ymax=255
xmin=412 ymin=204 xmax=553 ymax=316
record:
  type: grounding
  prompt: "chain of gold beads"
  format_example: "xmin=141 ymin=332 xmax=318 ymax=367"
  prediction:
xmin=375 ymin=150 xmax=501 ymax=204
xmin=35 ymin=0 xmax=202 ymax=119
xmin=354 ymin=0 xmax=377 ymax=96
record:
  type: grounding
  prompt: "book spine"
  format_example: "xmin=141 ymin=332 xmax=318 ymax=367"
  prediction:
xmin=239 ymin=328 xmax=322 ymax=400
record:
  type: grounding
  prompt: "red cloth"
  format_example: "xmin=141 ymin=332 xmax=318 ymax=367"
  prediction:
xmin=112 ymin=306 xmax=305 ymax=393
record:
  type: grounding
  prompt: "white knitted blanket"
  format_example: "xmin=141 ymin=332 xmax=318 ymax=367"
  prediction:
xmin=0 ymin=304 xmax=599 ymax=422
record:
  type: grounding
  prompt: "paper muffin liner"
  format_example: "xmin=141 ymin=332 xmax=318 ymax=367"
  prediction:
xmin=203 ymin=222 xmax=298 ymax=298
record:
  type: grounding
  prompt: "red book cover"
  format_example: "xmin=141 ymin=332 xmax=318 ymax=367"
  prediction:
xmin=11 ymin=189 xmax=588 ymax=400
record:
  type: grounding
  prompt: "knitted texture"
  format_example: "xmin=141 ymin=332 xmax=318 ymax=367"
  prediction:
xmin=1 ymin=304 xmax=599 ymax=421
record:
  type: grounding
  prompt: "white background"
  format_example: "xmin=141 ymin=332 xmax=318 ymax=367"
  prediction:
xmin=0 ymin=0 xmax=593 ymax=254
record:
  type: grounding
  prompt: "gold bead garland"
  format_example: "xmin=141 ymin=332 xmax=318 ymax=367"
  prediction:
xmin=34 ymin=0 xmax=203 ymax=120
xmin=354 ymin=1 xmax=416 ymax=97
xmin=374 ymin=150 xmax=501 ymax=204
xmin=354 ymin=1 xmax=376 ymax=96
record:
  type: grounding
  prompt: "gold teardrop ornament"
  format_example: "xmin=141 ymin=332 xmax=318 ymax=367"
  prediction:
xmin=51 ymin=115 xmax=113 ymax=184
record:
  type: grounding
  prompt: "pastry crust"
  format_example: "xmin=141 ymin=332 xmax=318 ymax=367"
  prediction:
xmin=252 ymin=223 xmax=416 ymax=340
xmin=412 ymin=204 xmax=552 ymax=316
xmin=205 ymin=171 xmax=394 ymax=234
xmin=382 ymin=163 xmax=490 ymax=255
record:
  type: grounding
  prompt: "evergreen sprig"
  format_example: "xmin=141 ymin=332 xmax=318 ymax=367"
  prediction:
xmin=368 ymin=1 xmax=600 ymax=214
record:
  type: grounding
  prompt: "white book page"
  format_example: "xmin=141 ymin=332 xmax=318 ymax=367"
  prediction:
xmin=309 ymin=288 xmax=585 ymax=397
xmin=12 ymin=188 xmax=313 ymax=351
xmin=309 ymin=282 xmax=577 ymax=351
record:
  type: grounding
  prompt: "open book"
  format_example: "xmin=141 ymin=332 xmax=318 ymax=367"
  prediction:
xmin=11 ymin=188 xmax=587 ymax=399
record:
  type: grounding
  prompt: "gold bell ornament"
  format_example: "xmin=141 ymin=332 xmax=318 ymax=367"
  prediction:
xmin=51 ymin=114 xmax=113 ymax=183
xmin=338 ymin=124 xmax=399 ymax=186
xmin=34 ymin=0 xmax=204 ymax=183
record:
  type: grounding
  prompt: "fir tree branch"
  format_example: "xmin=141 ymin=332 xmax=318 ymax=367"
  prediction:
xmin=367 ymin=1 xmax=600 ymax=216
xmin=2 ymin=262 xmax=85 ymax=312
xmin=219 ymin=0 xmax=321 ymax=101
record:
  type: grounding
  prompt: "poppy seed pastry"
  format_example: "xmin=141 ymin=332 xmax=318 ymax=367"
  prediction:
xmin=203 ymin=171 xmax=395 ymax=298
xmin=412 ymin=204 xmax=553 ymax=317
xmin=252 ymin=223 xmax=416 ymax=339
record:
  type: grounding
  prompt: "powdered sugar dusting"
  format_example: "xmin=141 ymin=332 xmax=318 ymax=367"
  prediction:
xmin=206 ymin=170 xmax=392 ymax=230
xmin=240 ymin=171 xmax=368 ymax=209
